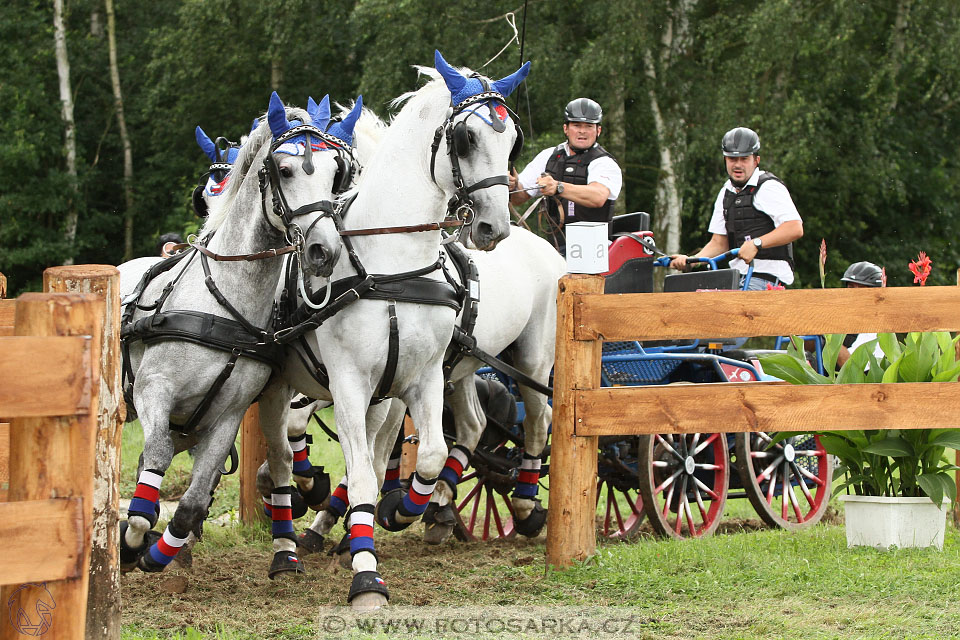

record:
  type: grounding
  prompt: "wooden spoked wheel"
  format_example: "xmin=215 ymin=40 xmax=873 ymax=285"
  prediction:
xmin=452 ymin=468 xmax=518 ymax=541
xmin=638 ymin=432 xmax=729 ymax=539
xmin=733 ymin=432 xmax=833 ymax=530
xmin=597 ymin=437 xmax=645 ymax=540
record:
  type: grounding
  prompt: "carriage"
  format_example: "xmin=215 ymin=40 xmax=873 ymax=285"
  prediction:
xmin=449 ymin=212 xmax=833 ymax=542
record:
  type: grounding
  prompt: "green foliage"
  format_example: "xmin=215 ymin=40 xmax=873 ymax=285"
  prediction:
xmin=760 ymin=332 xmax=960 ymax=506
xmin=3 ymin=0 xmax=960 ymax=293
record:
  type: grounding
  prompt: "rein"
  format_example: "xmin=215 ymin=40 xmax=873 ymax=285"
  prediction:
xmin=338 ymin=219 xmax=464 ymax=237
xmin=166 ymin=241 xmax=300 ymax=262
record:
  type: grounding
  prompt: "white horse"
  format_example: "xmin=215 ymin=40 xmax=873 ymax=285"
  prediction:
xmin=117 ymin=92 xmax=351 ymax=578
xmin=285 ymin=105 xmax=564 ymax=549
xmin=257 ymin=50 xmax=530 ymax=610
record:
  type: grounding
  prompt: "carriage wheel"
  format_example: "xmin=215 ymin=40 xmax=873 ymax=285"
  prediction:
xmin=596 ymin=437 xmax=645 ymax=540
xmin=734 ymin=432 xmax=832 ymax=530
xmin=638 ymin=432 xmax=729 ymax=539
xmin=452 ymin=469 xmax=517 ymax=541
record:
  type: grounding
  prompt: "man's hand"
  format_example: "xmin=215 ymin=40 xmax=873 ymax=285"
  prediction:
xmin=536 ymin=172 xmax=560 ymax=196
xmin=669 ymin=254 xmax=691 ymax=271
xmin=508 ymin=167 xmax=519 ymax=192
xmin=738 ymin=239 xmax=759 ymax=263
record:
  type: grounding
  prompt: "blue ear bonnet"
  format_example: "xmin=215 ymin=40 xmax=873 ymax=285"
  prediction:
xmin=267 ymin=91 xmax=337 ymax=156
xmin=434 ymin=50 xmax=531 ymax=107
xmin=325 ymin=96 xmax=363 ymax=147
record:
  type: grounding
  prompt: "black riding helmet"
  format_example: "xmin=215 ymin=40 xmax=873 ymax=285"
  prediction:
xmin=722 ymin=127 xmax=760 ymax=157
xmin=564 ymin=98 xmax=602 ymax=124
xmin=841 ymin=261 xmax=883 ymax=287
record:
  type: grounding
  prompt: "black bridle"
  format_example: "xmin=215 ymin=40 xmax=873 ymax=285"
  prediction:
xmin=429 ymin=89 xmax=519 ymax=233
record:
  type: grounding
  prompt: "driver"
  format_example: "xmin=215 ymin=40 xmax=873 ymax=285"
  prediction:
xmin=836 ymin=261 xmax=885 ymax=367
xmin=508 ymin=98 xmax=622 ymax=252
xmin=669 ymin=127 xmax=803 ymax=290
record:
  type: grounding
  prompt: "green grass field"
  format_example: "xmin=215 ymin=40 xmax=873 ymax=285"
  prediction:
xmin=119 ymin=419 xmax=960 ymax=640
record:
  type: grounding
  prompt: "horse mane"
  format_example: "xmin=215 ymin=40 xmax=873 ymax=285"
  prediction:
xmin=339 ymin=101 xmax=387 ymax=169
xmin=201 ymin=106 xmax=311 ymax=235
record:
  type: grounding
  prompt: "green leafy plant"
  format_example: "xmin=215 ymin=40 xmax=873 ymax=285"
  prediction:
xmin=760 ymin=332 xmax=960 ymax=507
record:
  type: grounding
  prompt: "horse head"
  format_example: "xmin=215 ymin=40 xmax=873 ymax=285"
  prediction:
xmin=434 ymin=50 xmax=530 ymax=250
xmin=261 ymin=91 xmax=346 ymax=277
xmin=193 ymin=125 xmax=244 ymax=218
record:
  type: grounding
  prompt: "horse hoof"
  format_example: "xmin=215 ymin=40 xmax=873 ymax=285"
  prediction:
xmin=169 ymin=546 xmax=193 ymax=570
xmin=348 ymin=571 xmax=389 ymax=609
xmin=120 ymin=523 xmax=160 ymax=573
xmin=297 ymin=529 xmax=326 ymax=556
xmin=297 ymin=465 xmax=331 ymax=511
xmin=514 ymin=500 xmax=547 ymax=538
xmin=268 ymin=550 xmax=306 ymax=580
xmin=422 ymin=503 xmax=456 ymax=545
xmin=137 ymin=548 xmax=167 ymax=573
xmin=374 ymin=489 xmax=412 ymax=532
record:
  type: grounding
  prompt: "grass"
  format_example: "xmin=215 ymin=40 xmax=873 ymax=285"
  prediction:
xmin=120 ymin=417 xmax=960 ymax=639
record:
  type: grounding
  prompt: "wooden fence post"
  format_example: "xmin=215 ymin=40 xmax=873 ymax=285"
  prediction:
xmin=546 ymin=274 xmax=603 ymax=568
xmin=43 ymin=265 xmax=122 ymax=640
xmin=0 ymin=293 xmax=102 ymax=640
xmin=239 ymin=403 xmax=268 ymax=525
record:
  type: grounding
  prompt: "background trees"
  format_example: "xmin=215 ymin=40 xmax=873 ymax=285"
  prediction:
xmin=2 ymin=0 xmax=958 ymax=292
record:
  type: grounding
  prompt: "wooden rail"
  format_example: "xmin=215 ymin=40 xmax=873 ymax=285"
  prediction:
xmin=0 ymin=267 xmax=122 ymax=640
xmin=546 ymin=275 xmax=960 ymax=568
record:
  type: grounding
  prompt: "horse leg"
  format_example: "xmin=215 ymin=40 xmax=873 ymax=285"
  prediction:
xmin=510 ymin=372 xmax=552 ymax=537
xmin=376 ymin=372 xmax=447 ymax=532
xmin=288 ymin=400 xmax=332 ymax=511
xmin=333 ymin=383 xmax=389 ymax=611
xmin=138 ymin=414 xmax=241 ymax=572
xmin=372 ymin=399 xmax=407 ymax=496
xmin=257 ymin=378 xmax=308 ymax=578
xmin=423 ymin=376 xmax=484 ymax=545
xmin=121 ymin=393 xmax=176 ymax=572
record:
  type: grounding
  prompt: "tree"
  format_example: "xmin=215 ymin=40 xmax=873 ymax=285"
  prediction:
xmin=54 ymin=0 xmax=80 ymax=264
xmin=105 ymin=0 xmax=135 ymax=261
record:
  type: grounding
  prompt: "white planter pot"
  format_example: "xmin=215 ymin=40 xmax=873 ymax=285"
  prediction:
xmin=839 ymin=495 xmax=951 ymax=550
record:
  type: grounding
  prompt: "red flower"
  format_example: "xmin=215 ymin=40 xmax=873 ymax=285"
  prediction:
xmin=908 ymin=251 xmax=932 ymax=286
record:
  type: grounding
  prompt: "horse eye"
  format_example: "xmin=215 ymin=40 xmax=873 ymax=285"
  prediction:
xmin=279 ymin=165 xmax=294 ymax=178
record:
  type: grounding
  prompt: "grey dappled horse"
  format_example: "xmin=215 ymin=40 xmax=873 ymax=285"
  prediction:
xmin=117 ymin=93 xmax=350 ymax=577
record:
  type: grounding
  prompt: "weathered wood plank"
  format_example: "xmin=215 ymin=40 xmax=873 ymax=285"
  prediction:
xmin=575 ymin=382 xmax=960 ymax=436
xmin=0 ymin=498 xmax=84 ymax=585
xmin=0 ymin=421 xmax=8 ymax=500
xmin=239 ymin=403 xmax=268 ymax=525
xmin=0 ymin=336 xmax=93 ymax=417
xmin=546 ymin=275 xmax=602 ymax=569
xmin=1 ymin=292 xmax=102 ymax=640
xmin=0 ymin=299 xmax=15 ymax=336
xmin=44 ymin=265 xmax=124 ymax=640
xmin=576 ymin=286 xmax=960 ymax=341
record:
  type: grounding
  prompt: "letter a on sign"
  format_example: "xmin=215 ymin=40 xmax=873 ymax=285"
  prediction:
xmin=570 ymin=244 xmax=583 ymax=259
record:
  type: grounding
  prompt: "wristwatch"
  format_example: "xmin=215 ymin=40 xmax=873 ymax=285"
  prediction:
xmin=753 ymin=237 xmax=763 ymax=248
xmin=556 ymin=182 xmax=565 ymax=195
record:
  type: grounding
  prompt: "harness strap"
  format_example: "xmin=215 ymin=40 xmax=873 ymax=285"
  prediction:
xmin=168 ymin=242 xmax=299 ymax=262
xmin=451 ymin=327 xmax=553 ymax=397
xmin=442 ymin=242 xmax=480 ymax=383
xmin=200 ymin=252 xmax=268 ymax=340
xmin=173 ymin=349 xmax=242 ymax=436
xmin=339 ymin=220 xmax=463 ymax=237
xmin=372 ymin=302 xmax=399 ymax=404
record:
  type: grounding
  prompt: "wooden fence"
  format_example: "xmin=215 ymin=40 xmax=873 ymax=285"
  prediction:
xmin=546 ymin=274 xmax=960 ymax=568
xmin=0 ymin=267 xmax=122 ymax=640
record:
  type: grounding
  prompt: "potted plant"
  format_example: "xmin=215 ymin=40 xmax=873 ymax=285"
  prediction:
xmin=759 ymin=329 xmax=960 ymax=550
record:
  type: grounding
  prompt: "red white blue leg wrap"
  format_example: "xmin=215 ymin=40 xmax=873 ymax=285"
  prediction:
xmin=348 ymin=504 xmax=376 ymax=557
xmin=512 ymin=453 xmax=541 ymax=500
xmin=289 ymin=433 xmax=312 ymax=476
xmin=399 ymin=472 xmax=437 ymax=517
xmin=128 ymin=469 xmax=164 ymax=527
xmin=145 ymin=524 xmax=188 ymax=567
xmin=438 ymin=445 xmax=471 ymax=496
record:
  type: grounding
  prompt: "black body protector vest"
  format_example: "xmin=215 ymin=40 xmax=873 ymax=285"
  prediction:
xmin=543 ymin=143 xmax=615 ymax=224
xmin=722 ymin=172 xmax=795 ymax=268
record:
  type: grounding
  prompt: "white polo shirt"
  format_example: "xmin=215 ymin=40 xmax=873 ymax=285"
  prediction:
xmin=517 ymin=142 xmax=622 ymax=208
xmin=707 ymin=166 xmax=801 ymax=284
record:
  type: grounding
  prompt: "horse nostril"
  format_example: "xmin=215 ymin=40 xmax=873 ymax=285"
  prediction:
xmin=306 ymin=243 xmax=326 ymax=265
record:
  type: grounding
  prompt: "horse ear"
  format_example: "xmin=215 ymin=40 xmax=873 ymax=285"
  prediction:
xmin=250 ymin=117 xmax=259 ymax=133
xmin=267 ymin=91 xmax=292 ymax=138
xmin=491 ymin=61 xmax=531 ymax=98
xmin=307 ymin=94 xmax=331 ymax=129
xmin=195 ymin=126 xmax=217 ymax=162
xmin=328 ymin=96 xmax=363 ymax=146
xmin=434 ymin=50 xmax=467 ymax=95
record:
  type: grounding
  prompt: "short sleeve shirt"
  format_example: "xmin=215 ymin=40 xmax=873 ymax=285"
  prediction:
xmin=517 ymin=142 xmax=622 ymax=201
xmin=706 ymin=166 xmax=801 ymax=284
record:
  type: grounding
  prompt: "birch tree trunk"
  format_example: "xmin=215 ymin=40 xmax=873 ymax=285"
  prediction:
xmin=54 ymin=0 xmax=79 ymax=265
xmin=105 ymin=0 xmax=135 ymax=262
xmin=644 ymin=0 xmax=698 ymax=257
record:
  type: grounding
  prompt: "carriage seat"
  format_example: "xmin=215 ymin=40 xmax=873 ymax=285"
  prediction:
xmin=663 ymin=268 xmax=740 ymax=293
xmin=608 ymin=211 xmax=651 ymax=238
xmin=603 ymin=213 xmax=656 ymax=294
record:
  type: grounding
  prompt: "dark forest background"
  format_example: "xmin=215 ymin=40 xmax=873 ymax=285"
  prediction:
xmin=3 ymin=0 xmax=958 ymax=293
